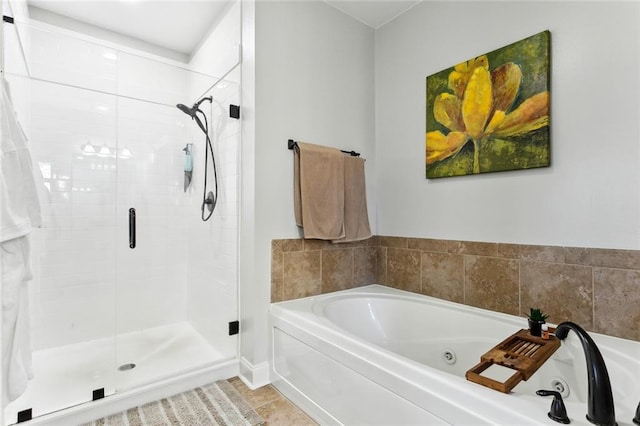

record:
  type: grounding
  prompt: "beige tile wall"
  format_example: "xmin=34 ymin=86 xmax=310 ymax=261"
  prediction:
xmin=271 ymin=237 xmax=378 ymax=302
xmin=271 ymin=236 xmax=640 ymax=342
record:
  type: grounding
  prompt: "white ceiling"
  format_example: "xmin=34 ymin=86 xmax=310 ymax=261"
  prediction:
xmin=25 ymin=0 xmax=423 ymax=59
xmin=325 ymin=1 xmax=421 ymax=29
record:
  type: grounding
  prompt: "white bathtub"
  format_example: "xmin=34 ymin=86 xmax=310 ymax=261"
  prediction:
xmin=270 ymin=285 xmax=640 ymax=425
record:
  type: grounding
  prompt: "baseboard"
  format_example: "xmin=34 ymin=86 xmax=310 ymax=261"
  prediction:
xmin=239 ymin=357 xmax=270 ymax=390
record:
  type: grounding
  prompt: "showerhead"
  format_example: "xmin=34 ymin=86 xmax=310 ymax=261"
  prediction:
xmin=177 ymin=103 xmax=197 ymax=118
xmin=177 ymin=96 xmax=213 ymax=135
xmin=176 ymin=96 xmax=212 ymax=118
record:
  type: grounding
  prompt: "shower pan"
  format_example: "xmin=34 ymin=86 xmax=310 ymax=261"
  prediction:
xmin=2 ymin=16 xmax=241 ymax=425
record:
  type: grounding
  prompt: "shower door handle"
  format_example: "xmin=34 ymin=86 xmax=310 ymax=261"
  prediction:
xmin=129 ymin=208 xmax=136 ymax=249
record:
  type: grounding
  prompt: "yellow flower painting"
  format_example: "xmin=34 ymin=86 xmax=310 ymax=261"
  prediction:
xmin=426 ymin=31 xmax=550 ymax=178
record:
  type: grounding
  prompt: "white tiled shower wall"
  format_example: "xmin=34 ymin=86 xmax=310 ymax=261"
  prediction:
xmin=4 ymin=3 xmax=240 ymax=356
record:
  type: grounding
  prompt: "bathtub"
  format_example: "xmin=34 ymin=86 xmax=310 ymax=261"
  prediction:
xmin=270 ymin=285 xmax=640 ymax=425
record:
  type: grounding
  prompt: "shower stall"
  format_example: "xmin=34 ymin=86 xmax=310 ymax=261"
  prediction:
xmin=2 ymin=6 xmax=240 ymax=425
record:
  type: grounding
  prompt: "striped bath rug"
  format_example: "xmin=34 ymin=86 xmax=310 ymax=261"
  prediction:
xmin=84 ymin=380 xmax=264 ymax=426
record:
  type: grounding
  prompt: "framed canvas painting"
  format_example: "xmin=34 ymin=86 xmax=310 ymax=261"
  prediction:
xmin=426 ymin=31 xmax=550 ymax=179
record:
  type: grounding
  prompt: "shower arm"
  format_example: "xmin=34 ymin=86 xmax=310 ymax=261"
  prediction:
xmin=193 ymin=96 xmax=212 ymax=109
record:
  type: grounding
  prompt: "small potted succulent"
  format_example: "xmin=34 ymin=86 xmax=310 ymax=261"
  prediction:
xmin=527 ymin=308 xmax=549 ymax=337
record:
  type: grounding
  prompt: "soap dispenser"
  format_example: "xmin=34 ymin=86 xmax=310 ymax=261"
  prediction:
xmin=183 ymin=143 xmax=193 ymax=192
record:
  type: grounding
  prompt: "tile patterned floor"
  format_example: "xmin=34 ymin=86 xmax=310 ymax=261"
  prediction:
xmin=227 ymin=377 xmax=318 ymax=426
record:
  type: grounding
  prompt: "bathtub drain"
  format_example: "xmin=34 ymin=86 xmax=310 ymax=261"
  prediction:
xmin=118 ymin=363 xmax=136 ymax=371
xmin=441 ymin=348 xmax=457 ymax=365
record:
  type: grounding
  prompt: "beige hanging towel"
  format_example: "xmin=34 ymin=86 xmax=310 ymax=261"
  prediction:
xmin=294 ymin=142 xmax=345 ymax=239
xmin=333 ymin=155 xmax=372 ymax=243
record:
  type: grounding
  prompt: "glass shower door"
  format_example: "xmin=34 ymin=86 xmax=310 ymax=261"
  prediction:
xmin=114 ymin=95 xmax=195 ymax=389
xmin=183 ymin=77 xmax=242 ymax=363
xmin=3 ymin=22 xmax=119 ymax=423
xmin=113 ymin=51 xmax=240 ymax=391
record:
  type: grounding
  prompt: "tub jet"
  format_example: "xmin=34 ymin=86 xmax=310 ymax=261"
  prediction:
xmin=442 ymin=348 xmax=457 ymax=365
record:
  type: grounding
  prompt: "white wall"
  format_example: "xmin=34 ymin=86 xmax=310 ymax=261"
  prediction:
xmin=242 ymin=0 xmax=640 ymax=382
xmin=376 ymin=1 xmax=640 ymax=250
xmin=240 ymin=0 xmax=375 ymax=381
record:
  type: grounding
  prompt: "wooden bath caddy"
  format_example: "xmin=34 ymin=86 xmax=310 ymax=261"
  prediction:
xmin=465 ymin=328 xmax=560 ymax=393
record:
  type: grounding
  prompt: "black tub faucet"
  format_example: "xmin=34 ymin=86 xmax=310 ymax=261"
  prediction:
xmin=554 ymin=321 xmax=616 ymax=426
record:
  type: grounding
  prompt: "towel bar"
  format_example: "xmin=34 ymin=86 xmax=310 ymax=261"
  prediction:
xmin=287 ymin=139 xmax=360 ymax=157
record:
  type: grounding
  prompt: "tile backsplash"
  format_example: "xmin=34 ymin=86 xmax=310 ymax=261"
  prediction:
xmin=271 ymin=236 xmax=640 ymax=342
xmin=271 ymin=237 xmax=377 ymax=302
